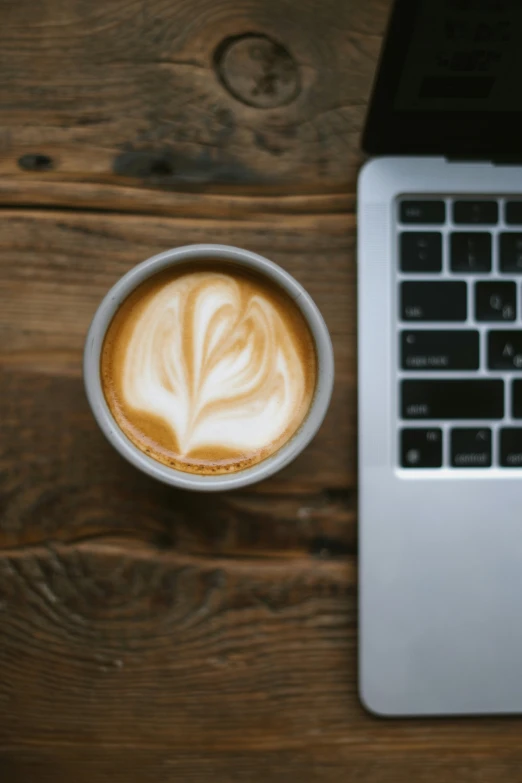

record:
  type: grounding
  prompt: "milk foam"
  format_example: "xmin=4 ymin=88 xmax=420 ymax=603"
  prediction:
xmin=120 ymin=272 xmax=310 ymax=457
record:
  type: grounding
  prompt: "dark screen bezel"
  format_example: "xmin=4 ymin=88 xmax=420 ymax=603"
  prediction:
xmin=362 ymin=0 xmax=522 ymax=158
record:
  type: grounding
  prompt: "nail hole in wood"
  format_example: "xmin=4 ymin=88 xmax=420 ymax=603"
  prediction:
xmin=148 ymin=158 xmax=174 ymax=176
xmin=18 ymin=154 xmax=54 ymax=172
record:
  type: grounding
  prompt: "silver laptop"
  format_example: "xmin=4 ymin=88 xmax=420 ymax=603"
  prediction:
xmin=358 ymin=0 xmax=522 ymax=716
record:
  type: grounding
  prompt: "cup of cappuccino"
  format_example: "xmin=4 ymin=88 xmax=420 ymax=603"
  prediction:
xmin=84 ymin=244 xmax=334 ymax=491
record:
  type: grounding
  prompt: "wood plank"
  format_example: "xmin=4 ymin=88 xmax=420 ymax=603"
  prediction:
xmin=3 ymin=746 xmax=522 ymax=783
xmin=0 ymin=210 xmax=354 ymax=376
xmin=0 ymin=366 xmax=356 ymax=549
xmin=0 ymin=208 xmax=356 ymax=497
xmin=0 ymin=546 xmax=354 ymax=748
xmin=0 ymin=0 xmax=391 ymax=194
xmin=0 ymin=364 xmax=355 ymax=550
xmin=0 ymin=178 xmax=354 ymax=219
xmin=1 ymin=545 xmax=522 ymax=782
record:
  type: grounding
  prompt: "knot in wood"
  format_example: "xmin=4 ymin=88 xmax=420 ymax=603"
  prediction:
xmin=215 ymin=34 xmax=300 ymax=108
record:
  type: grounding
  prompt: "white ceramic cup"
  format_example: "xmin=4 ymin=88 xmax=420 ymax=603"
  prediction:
xmin=84 ymin=244 xmax=334 ymax=491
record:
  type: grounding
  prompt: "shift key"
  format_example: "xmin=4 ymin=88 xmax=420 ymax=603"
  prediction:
xmin=402 ymin=380 xmax=504 ymax=419
xmin=401 ymin=281 xmax=467 ymax=321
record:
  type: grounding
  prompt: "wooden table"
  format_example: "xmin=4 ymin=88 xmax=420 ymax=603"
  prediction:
xmin=1 ymin=0 xmax=521 ymax=780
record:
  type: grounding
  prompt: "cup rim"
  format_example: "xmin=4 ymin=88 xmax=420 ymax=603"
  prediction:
xmin=83 ymin=244 xmax=335 ymax=491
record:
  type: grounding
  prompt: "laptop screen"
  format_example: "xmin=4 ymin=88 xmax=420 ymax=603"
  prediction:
xmin=363 ymin=0 xmax=522 ymax=156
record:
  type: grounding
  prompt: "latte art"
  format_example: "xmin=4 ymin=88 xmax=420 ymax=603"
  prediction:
xmin=123 ymin=273 xmax=306 ymax=454
xmin=101 ymin=266 xmax=317 ymax=474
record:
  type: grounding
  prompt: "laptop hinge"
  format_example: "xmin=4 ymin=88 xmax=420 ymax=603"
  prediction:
xmin=446 ymin=156 xmax=522 ymax=166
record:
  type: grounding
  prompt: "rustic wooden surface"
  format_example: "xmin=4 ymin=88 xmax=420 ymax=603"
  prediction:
xmin=2 ymin=0 xmax=521 ymax=781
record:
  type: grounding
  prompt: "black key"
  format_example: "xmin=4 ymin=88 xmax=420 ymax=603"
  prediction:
xmin=400 ymin=200 xmax=445 ymax=224
xmin=513 ymin=380 xmax=522 ymax=418
xmin=505 ymin=202 xmax=522 ymax=225
xmin=451 ymin=428 xmax=492 ymax=468
xmin=500 ymin=429 xmax=522 ymax=467
xmin=401 ymin=379 xmax=504 ymax=420
xmin=499 ymin=233 xmax=522 ymax=273
xmin=451 ymin=232 xmax=491 ymax=273
xmin=401 ymin=428 xmax=442 ymax=468
xmin=475 ymin=281 xmax=516 ymax=321
xmin=401 ymin=281 xmax=467 ymax=322
xmin=400 ymin=232 xmax=442 ymax=273
xmin=401 ymin=330 xmax=479 ymax=370
xmin=488 ymin=331 xmax=522 ymax=370
xmin=453 ymin=200 xmax=498 ymax=225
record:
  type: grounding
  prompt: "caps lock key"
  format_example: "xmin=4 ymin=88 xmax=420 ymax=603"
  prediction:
xmin=401 ymin=330 xmax=479 ymax=371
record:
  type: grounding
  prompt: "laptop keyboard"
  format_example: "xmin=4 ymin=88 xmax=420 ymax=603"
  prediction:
xmin=398 ymin=196 xmax=522 ymax=470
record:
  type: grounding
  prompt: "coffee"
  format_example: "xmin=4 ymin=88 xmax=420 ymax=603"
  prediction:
xmin=101 ymin=263 xmax=317 ymax=475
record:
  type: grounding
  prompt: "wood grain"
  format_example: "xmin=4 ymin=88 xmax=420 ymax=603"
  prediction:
xmin=0 ymin=367 xmax=356 ymax=554
xmin=0 ymin=178 xmax=354 ymax=218
xmin=0 ymin=547 xmax=354 ymax=747
xmin=3 ymin=747 xmax=522 ymax=783
xmin=3 ymin=0 xmax=516 ymax=781
xmin=0 ymin=209 xmax=356 ymax=494
xmin=2 ymin=547 xmax=522 ymax=782
xmin=0 ymin=0 xmax=390 ymax=196
xmin=0 ymin=384 xmax=353 ymax=559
